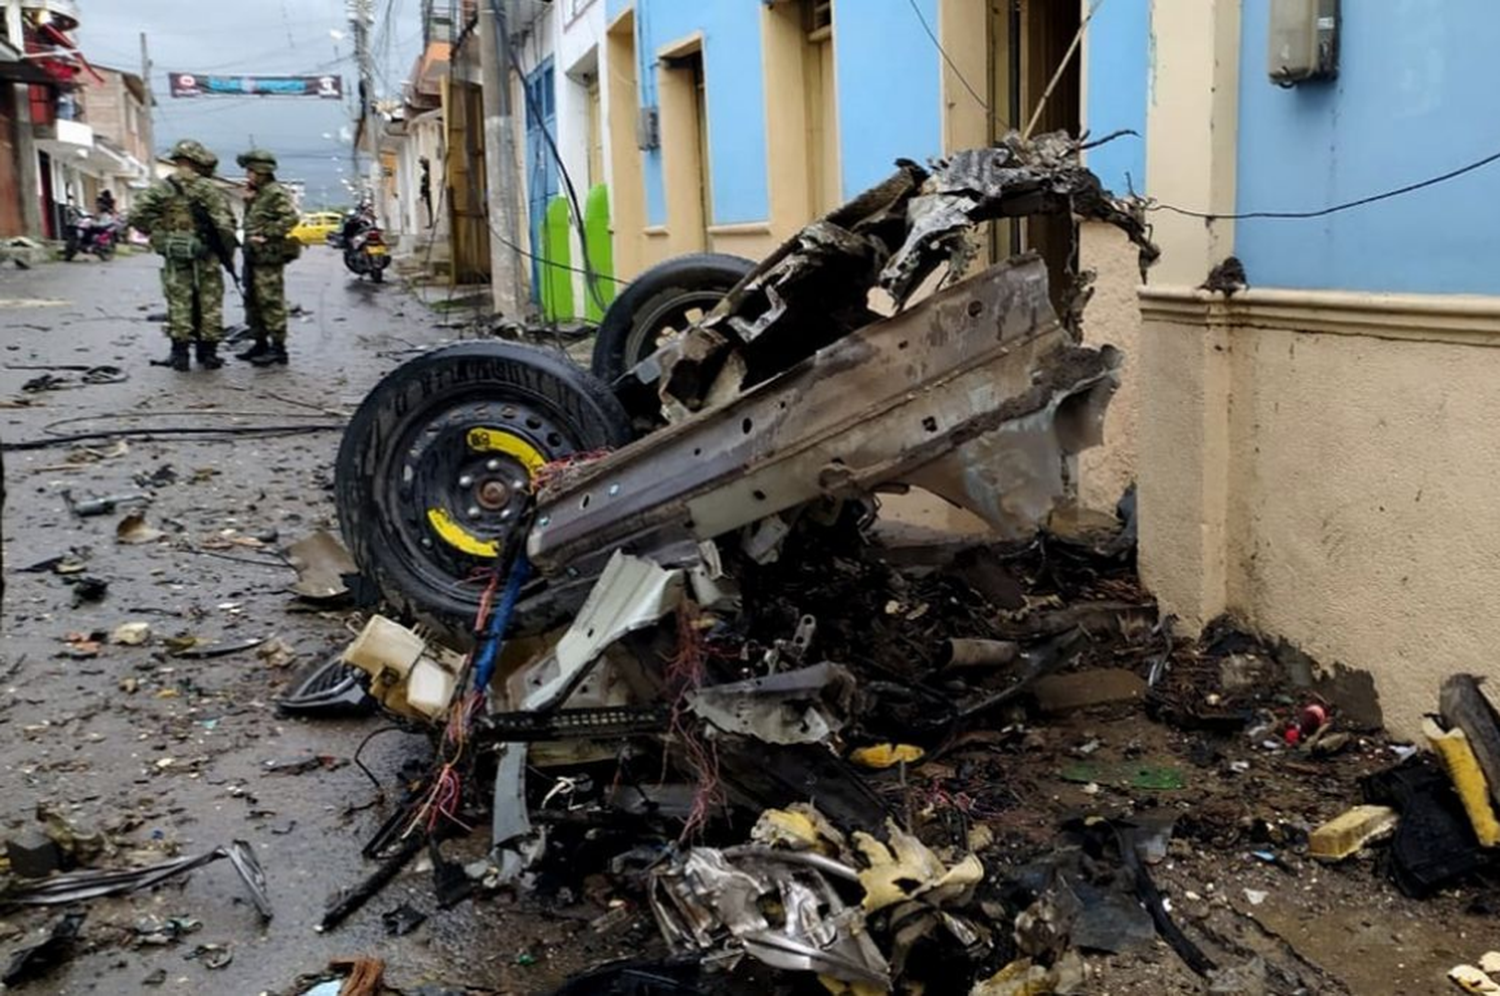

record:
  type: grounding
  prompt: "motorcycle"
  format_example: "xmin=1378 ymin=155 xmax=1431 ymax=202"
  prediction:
xmin=63 ymin=208 xmax=122 ymax=261
xmin=329 ymin=209 xmax=390 ymax=283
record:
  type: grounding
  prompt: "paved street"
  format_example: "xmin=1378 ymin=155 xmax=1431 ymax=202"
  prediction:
xmin=0 ymin=249 xmax=617 ymax=994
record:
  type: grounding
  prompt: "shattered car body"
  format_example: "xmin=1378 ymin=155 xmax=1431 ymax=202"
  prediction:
xmin=333 ymin=130 xmax=1157 ymax=990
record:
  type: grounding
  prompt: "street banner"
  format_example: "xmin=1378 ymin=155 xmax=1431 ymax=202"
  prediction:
xmin=168 ymin=73 xmax=343 ymax=99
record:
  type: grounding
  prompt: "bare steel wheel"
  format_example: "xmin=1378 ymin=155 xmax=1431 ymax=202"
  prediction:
xmin=335 ymin=342 xmax=631 ymax=642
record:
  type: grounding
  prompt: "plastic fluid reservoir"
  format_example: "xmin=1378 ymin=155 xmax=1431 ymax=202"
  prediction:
xmin=407 ymin=656 xmax=459 ymax=718
xmin=344 ymin=615 xmax=425 ymax=678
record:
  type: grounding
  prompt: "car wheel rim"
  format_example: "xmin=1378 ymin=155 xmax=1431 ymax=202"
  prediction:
xmin=378 ymin=390 xmax=586 ymax=605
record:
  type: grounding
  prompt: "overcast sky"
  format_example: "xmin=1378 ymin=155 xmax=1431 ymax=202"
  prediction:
xmin=77 ymin=0 xmax=423 ymax=206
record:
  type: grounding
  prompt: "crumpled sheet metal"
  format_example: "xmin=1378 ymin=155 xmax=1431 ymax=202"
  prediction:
xmin=686 ymin=662 xmax=856 ymax=745
xmin=881 ymin=134 xmax=1156 ymax=304
xmin=1 ymin=840 xmax=272 ymax=921
xmin=649 ymin=847 xmax=891 ymax=988
xmin=529 ymin=257 xmax=1115 ymax=574
xmin=491 ymin=551 xmax=687 ymax=878
xmin=507 ymin=550 xmax=685 ymax=713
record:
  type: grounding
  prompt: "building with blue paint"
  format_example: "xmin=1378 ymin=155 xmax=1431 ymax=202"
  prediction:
xmin=1077 ymin=0 xmax=1500 ymax=737
xmin=589 ymin=0 xmax=1090 ymax=283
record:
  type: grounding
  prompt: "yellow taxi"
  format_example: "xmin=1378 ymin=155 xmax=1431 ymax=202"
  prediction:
xmin=289 ymin=211 xmax=344 ymax=246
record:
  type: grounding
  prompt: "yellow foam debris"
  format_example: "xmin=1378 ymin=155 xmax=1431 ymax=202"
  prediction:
xmin=1308 ymin=805 xmax=1399 ymax=861
xmin=971 ymin=958 xmax=1057 ymax=996
xmin=853 ymin=822 xmax=983 ymax=913
xmin=1449 ymin=964 xmax=1500 ymax=994
xmin=751 ymin=808 xmax=820 ymax=849
xmin=1425 ymin=719 xmax=1500 ymax=847
xmin=850 ymin=743 xmax=925 ymax=769
xmin=818 ymin=978 xmax=887 ymax=996
xmin=1482 ymin=953 xmax=1500 ymax=975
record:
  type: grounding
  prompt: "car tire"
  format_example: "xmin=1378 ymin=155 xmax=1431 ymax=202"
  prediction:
xmin=335 ymin=341 xmax=632 ymax=642
xmin=590 ymin=253 xmax=756 ymax=386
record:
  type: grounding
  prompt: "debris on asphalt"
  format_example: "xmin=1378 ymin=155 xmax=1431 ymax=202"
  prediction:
xmin=5 ymin=830 xmax=61 ymax=879
xmin=1308 ymin=805 xmax=1400 ymax=862
xmin=277 ymin=656 xmax=376 ymax=716
xmin=381 ymin=902 xmax=427 ymax=936
xmin=115 ymin=509 xmax=166 ymax=543
xmin=108 ymin=621 xmax=152 ymax=646
xmin=285 ymin=529 xmax=359 ymax=602
xmin=68 ymin=575 xmax=109 ymax=606
xmin=186 ymin=941 xmax=234 ymax=969
xmin=1 ymin=910 xmax=86 ymax=986
xmin=65 ymin=489 xmax=150 ymax=518
xmin=1 ymin=840 xmax=272 ymax=920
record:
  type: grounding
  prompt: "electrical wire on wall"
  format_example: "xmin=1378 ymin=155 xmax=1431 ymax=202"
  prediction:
xmin=493 ymin=0 xmax=612 ymax=317
xmin=899 ymin=0 xmax=1500 ymax=221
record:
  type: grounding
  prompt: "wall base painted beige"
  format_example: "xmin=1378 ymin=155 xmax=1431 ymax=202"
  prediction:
xmin=1078 ymin=221 xmax=1144 ymax=513
xmin=1138 ymin=286 xmax=1500 ymax=739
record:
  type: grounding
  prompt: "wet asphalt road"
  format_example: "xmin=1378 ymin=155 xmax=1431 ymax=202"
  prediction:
xmin=0 ymin=249 xmax=625 ymax=994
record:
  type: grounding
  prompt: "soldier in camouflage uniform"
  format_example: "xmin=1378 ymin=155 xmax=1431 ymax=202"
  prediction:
xmin=126 ymin=139 xmax=238 ymax=371
xmin=235 ymin=150 xmax=302 ymax=367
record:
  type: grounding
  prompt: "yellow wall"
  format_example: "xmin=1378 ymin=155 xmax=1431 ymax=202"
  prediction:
xmin=605 ymin=9 xmax=646 ymax=278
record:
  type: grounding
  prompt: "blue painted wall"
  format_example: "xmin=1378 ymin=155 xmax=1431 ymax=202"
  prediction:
xmin=1084 ymin=0 xmax=1148 ymax=197
xmin=632 ymin=0 xmax=769 ymax=226
xmin=834 ymin=0 xmax=942 ymax=197
xmin=1235 ymin=0 xmax=1500 ymax=295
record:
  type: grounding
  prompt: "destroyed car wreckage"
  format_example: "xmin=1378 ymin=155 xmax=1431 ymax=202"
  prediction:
xmin=322 ymin=132 xmax=1183 ymax=991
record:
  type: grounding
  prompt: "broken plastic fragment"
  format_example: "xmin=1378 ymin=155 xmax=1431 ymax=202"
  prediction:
xmin=116 ymin=511 xmax=165 ymax=545
xmin=109 ymin=622 xmax=151 ymax=646
xmin=849 ymin=743 xmax=925 ymax=769
xmin=1424 ymin=718 xmax=1500 ymax=847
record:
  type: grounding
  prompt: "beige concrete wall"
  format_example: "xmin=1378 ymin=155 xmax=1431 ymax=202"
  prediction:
xmin=1078 ymin=221 xmax=1144 ymax=511
xmin=1138 ymin=291 xmax=1500 ymax=738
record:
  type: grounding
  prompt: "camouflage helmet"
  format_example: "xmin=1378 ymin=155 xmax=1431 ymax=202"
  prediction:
xmin=168 ymin=139 xmax=216 ymax=169
xmin=237 ymin=148 xmax=278 ymax=173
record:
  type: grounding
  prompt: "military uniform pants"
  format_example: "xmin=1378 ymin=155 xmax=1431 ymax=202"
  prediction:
xmin=245 ymin=263 xmax=288 ymax=344
xmin=161 ymin=260 xmax=224 ymax=343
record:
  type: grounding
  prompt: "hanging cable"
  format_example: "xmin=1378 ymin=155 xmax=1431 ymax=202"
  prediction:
xmin=495 ymin=0 xmax=612 ymax=313
xmin=903 ymin=0 xmax=993 ymax=124
xmin=1150 ymin=147 xmax=1500 ymax=221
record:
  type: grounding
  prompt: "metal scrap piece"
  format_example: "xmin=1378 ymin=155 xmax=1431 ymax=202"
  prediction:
xmin=529 ymin=256 xmax=1118 ymax=576
xmin=649 ymin=847 xmax=891 ymax=987
xmin=1 ymin=840 xmax=272 ymax=921
xmin=505 ymin=551 xmax=685 ymax=712
xmin=687 ymin=661 xmax=854 ymax=745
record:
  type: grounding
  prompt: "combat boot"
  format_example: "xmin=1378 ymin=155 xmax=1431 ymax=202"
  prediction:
xmin=168 ymin=341 xmax=191 ymax=372
xmin=250 ymin=343 xmax=289 ymax=367
xmin=195 ymin=340 xmax=224 ymax=370
xmin=236 ymin=337 xmax=270 ymax=362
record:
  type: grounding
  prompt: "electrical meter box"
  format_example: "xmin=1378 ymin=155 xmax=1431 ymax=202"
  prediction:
xmin=1268 ymin=0 xmax=1339 ymax=86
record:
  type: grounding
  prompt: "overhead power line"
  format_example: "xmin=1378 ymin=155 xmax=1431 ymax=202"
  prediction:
xmin=1151 ymin=147 xmax=1500 ymax=221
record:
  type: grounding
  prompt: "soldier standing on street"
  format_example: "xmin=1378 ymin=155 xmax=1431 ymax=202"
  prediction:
xmin=235 ymin=150 xmax=302 ymax=367
xmin=184 ymin=145 xmax=236 ymax=363
xmin=126 ymin=139 xmax=238 ymax=371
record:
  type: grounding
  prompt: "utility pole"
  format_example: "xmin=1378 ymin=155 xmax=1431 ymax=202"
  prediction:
xmin=139 ymin=33 xmax=154 ymax=175
xmin=5 ymin=0 xmax=42 ymax=236
xmin=348 ymin=0 xmax=375 ymax=197
xmin=478 ymin=0 xmax=526 ymax=316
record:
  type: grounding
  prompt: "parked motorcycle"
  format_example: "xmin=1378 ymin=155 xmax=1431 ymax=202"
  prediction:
xmin=329 ymin=208 xmax=390 ymax=283
xmin=63 ymin=208 xmax=122 ymax=262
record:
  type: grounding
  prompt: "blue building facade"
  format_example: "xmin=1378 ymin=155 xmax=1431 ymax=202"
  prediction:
xmin=1081 ymin=0 xmax=1500 ymax=296
xmin=600 ymin=0 xmax=942 ymax=261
